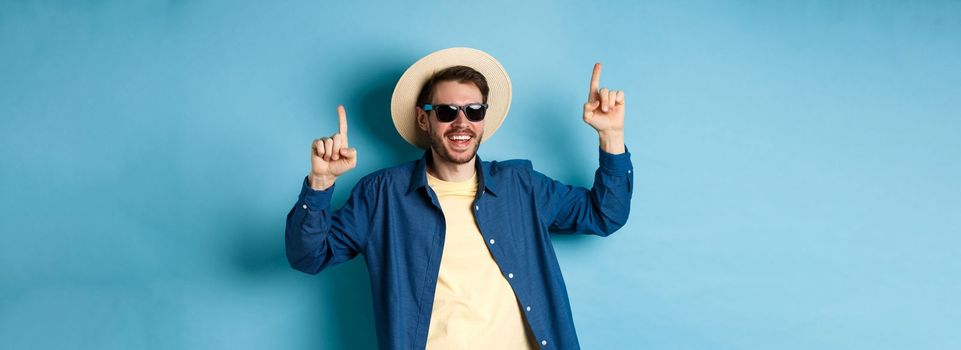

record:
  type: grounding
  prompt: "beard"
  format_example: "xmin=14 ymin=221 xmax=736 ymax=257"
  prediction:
xmin=428 ymin=124 xmax=483 ymax=165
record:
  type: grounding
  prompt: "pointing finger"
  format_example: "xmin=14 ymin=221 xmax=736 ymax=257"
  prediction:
xmin=337 ymin=105 xmax=348 ymax=136
xmin=588 ymin=62 xmax=602 ymax=102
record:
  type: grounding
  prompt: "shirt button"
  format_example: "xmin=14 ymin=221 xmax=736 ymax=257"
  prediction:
xmin=526 ymin=305 xmax=531 ymax=312
xmin=475 ymin=205 xmax=479 ymax=211
xmin=489 ymin=239 xmax=495 ymax=244
xmin=507 ymin=273 xmax=514 ymax=279
xmin=628 ymin=170 xmax=632 ymax=174
xmin=302 ymin=204 xmax=307 ymax=209
xmin=541 ymin=340 xmax=547 ymax=346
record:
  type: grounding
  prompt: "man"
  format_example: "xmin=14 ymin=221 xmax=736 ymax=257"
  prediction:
xmin=286 ymin=47 xmax=632 ymax=349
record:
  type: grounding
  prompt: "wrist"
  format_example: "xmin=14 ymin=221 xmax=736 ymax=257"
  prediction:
xmin=598 ymin=129 xmax=625 ymax=154
xmin=308 ymin=173 xmax=337 ymax=191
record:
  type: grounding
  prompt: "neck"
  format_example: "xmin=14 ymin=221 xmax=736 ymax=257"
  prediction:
xmin=427 ymin=149 xmax=476 ymax=182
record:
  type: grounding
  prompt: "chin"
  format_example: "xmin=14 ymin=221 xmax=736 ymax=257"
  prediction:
xmin=438 ymin=142 xmax=476 ymax=164
xmin=445 ymin=149 xmax=476 ymax=164
xmin=431 ymin=137 xmax=482 ymax=165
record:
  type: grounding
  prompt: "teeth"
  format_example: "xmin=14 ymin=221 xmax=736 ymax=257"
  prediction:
xmin=449 ymin=135 xmax=471 ymax=141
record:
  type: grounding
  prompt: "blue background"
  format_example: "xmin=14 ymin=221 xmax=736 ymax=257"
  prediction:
xmin=2 ymin=1 xmax=959 ymax=349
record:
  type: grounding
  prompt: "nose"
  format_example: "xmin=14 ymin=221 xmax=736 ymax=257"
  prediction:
xmin=450 ymin=109 xmax=470 ymax=126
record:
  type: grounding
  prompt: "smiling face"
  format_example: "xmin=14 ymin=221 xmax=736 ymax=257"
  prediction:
xmin=416 ymin=80 xmax=486 ymax=166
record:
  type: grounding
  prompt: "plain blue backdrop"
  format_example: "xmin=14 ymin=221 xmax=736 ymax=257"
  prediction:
xmin=2 ymin=1 xmax=959 ymax=349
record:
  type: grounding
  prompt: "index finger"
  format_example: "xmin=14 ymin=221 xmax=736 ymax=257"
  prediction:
xmin=588 ymin=62 xmax=602 ymax=102
xmin=337 ymin=105 xmax=348 ymax=135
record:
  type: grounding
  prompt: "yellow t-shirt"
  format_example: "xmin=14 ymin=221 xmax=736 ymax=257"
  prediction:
xmin=425 ymin=171 xmax=537 ymax=350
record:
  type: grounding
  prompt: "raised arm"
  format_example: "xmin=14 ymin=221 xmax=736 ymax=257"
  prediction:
xmin=286 ymin=105 xmax=367 ymax=274
xmin=535 ymin=63 xmax=633 ymax=236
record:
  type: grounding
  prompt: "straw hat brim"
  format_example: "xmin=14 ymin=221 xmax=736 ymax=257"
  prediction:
xmin=390 ymin=47 xmax=512 ymax=149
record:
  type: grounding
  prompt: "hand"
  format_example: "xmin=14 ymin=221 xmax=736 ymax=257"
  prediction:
xmin=309 ymin=105 xmax=357 ymax=190
xmin=582 ymin=63 xmax=625 ymax=134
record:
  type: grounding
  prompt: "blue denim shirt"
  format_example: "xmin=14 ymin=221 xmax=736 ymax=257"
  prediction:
xmin=286 ymin=149 xmax=633 ymax=349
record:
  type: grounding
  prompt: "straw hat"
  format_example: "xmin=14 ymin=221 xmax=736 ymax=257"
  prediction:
xmin=390 ymin=47 xmax=512 ymax=149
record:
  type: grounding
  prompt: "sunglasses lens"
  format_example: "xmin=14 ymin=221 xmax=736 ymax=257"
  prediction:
xmin=465 ymin=104 xmax=487 ymax=122
xmin=430 ymin=104 xmax=487 ymax=122
xmin=435 ymin=105 xmax=459 ymax=122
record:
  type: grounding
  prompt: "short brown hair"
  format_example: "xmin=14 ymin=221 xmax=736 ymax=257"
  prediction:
xmin=416 ymin=66 xmax=489 ymax=107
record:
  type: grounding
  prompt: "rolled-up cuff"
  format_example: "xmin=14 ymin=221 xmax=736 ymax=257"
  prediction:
xmin=599 ymin=146 xmax=633 ymax=175
xmin=298 ymin=176 xmax=335 ymax=210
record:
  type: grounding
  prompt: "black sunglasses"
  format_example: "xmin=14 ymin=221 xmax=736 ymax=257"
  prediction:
xmin=422 ymin=103 xmax=488 ymax=122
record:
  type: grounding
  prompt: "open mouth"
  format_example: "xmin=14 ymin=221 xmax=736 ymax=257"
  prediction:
xmin=446 ymin=133 xmax=474 ymax=149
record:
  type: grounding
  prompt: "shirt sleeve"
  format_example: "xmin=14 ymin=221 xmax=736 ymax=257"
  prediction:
xmin=533 ymin=147 xmax=634 ymax=236
xmin=284 ymin=176 xmax=371 ymax=274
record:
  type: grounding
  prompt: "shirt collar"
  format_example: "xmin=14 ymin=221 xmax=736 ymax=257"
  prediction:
xmin=406 ymin=150 xmax=499 ymax=197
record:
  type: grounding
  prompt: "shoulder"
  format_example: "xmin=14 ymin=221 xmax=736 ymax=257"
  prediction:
xmin=483 ymin=158 xmax=538 ymax=188
xmin=483 ymin=158 xmax=560 ymax=188
xmin=486 ymin=158 xmax=533 ymax=175
xmin=365 ymin=160 xmax=418 ymax=179
xmin=355 ymin=159 xmax=419 ymax=191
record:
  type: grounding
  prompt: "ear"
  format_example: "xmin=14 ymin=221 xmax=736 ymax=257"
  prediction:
xmin=416 ymin=106 xmax=429 ymax=132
